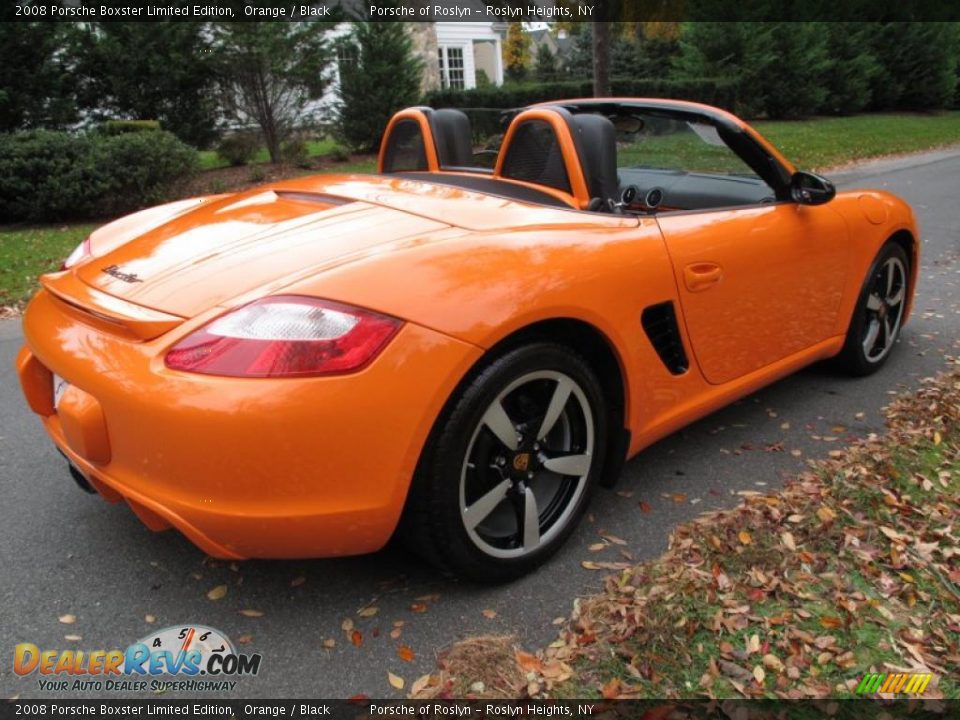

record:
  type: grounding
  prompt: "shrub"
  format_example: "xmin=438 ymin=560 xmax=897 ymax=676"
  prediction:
xmin=0 ymin=129 xmax=197 ymax=222
xmin=100 ymin=119 xmax=162 ymax=135
xmin=281 ymin=137 xmax=310 ymax=168
xmin=93 ymin=131 xmax=198 ymax=218
xmin=216 ymin=132 xmax=260 ymax=167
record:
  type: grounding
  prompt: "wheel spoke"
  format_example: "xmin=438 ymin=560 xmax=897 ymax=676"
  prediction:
xmin=542 ymin=453 xmax=591 ymax=476
xmin=522 ymin=485 xmax=540 ymax=550
xmin=463 ymin=479 xmax=512 ymax=530
xmin=886 ymin=288 xmax=904 ymax=307
xmin=885 ymin=260 xmax=895 ymax=296
xmin=866 ymin=293 xmax=883 ymax=312
xmin=537 ymin=377 xmax=573 ymax=440
xmin=862 ymin=319 xmax=881 ymax=354
xmin=482 ymin=401 xmax=519 ymax=451
xmin=882 ymin=316 xmax=893 ymax=347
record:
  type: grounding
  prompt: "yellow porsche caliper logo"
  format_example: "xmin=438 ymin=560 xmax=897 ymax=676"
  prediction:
xmin=512 ymin=454 xmax=530 ymax=472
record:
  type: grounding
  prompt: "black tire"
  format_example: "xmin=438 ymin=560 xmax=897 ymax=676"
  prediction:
xmin=835 ymin=241 xmax=910 ymax=376
xmin=400 ymin=343 xmax=608 ymax=583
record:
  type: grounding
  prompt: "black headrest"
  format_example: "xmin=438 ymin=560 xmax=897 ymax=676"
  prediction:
xmin=429 ymin=109 xmax=473 ymax=168
xmin=570 ymin=114 xmax=619 ymax=205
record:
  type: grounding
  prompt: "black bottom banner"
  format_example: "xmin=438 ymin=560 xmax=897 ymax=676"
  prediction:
xmin=2 ymin=699 xmax=955 ymax=720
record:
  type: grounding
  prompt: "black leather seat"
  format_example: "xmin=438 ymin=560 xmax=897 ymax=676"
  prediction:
xmin=570 ymin=113 xmax=619 ymax=209
xmin=429 ymin=109 xmax=473 ymax=168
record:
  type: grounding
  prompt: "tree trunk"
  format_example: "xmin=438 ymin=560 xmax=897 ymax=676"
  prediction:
xmin=592 ymin=22 xmax=610 ymax=97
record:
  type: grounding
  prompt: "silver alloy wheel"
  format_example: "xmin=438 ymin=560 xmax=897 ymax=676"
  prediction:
xmin=862 ymin=256 xmax=907 ymax=364
xmin=459 ymin=370 xmax=595 ymax=559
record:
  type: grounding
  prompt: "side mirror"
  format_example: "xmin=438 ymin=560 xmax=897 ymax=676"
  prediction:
xmin=790 ymin=171 xmax=835 ymax=206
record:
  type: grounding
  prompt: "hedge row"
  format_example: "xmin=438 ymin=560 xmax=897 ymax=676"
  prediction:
xmin=0 ymin=129 xmax=198 ymax=222
xmin=424 ymin=78 xmax=739 ymax=113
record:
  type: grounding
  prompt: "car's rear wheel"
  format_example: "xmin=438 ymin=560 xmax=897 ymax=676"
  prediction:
xmin=836 ymin=241 xmax=909 ymax=376
xmin=402 ymin=343 xmax=607 ymax=583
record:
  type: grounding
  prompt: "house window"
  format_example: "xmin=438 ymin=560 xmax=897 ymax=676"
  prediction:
xmin=336 ymin=42 xmax=358 ymax=80
xmin=438 ymin=46 xmax=465 ymax=90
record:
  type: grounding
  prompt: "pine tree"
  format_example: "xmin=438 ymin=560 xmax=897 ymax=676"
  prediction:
xmin=503 ymin=22 xmax=531 ymax=83
xmin=819 ymin=23 xmax=881 ymax=115
xmin=535 ymin=44 xmax=558 ymax=82
xmin=335 ymin=23 xmax=422 ymax=152
xmin=74 ymin=22 xmax=220 ymax=147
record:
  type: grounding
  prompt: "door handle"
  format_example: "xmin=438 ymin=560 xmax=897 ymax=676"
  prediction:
xmin=683 ymin=263 xmax=723 ymax=292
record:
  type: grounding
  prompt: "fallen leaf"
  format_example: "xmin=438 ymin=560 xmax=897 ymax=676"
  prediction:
xmin=933 ymin=431 xmax=942 ymax=445
xmin=600 ymin=532 xmax=627 ymax=546
xmin=411 ymin=674 xmax=431 ymax=696
xmin=58 ymin=614 xmax=76 ymax=625
xmin=581 ymin=560 xmax=630 ymax=571
xmin=515 ymin=650 xmax=543 ymax=673
xmin=398 ymin=645 xmax=415 ymax=662
xmin=671 ymin=493 xmax=687 ymax=503
xmin=341 ymin=618 xmax=354 ymax=633
xmin=817 ymin=506 xmax=836 ymax=523
xmin=237 ymin=634 xmax=253 ymax=645
xmin=322 ymin=638 xmax=336 ymax=649
xmin=238 ymin=609 xmax=263 ymax=618
xmin=781 ymin=532 xmax=796 ymax=551
xmin=601 ymin=678 xmax=621 ymax=699
xmin=738 ymin=531 xmax=753 ymax=545
xmin=387 ymin=671 xmax=404 ymax=690
xmin=588 ymin=542 xmax=607 ymax=552
xmin=482 ymin=609 xmax=497 ymax=619
xmin=753 ymin=666 xmax=766 ymax=684
xmin=64 ymin=634 xmax=82 ymax=642
xmin=206 ymin=585 xmax=228 ymax=601
xmin=389 ymin=627 xmax=402 ymax=640
xmin=638 ymin=501 xmax=652 ymax=513
xmin=290 ymin=576 xmax=306 ymax=587
xmin=144 ymin=614 xmax=156 ymax=624
xmin=409 ymin=603 xmax=428 ymax=613
xmin=358 ymin=606 xmax=379 ymax=618
xmin=351 ymin=630 xmax=363 ymax=647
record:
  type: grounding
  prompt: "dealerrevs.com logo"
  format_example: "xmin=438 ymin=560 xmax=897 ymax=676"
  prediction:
xmin=14 ymin=625 xmax=262 ymax=693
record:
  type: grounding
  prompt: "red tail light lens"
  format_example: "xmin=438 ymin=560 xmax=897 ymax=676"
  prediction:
xmin=164 ymin=296 xmax=402 ymax=378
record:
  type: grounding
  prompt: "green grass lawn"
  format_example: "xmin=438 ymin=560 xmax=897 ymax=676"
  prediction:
xmin=618 ymin=112 xmax=960 ymax=173
xmin=0 ymin=224 xmax=96 ymax=306
xmin=198 ymin=137 xmax=344 ymax=170
xmin=756 ymin=112 xmax=960 ymax=169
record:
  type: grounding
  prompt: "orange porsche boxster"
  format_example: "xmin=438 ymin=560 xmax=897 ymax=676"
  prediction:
xmin=17 ymin=99 xmax=918 ymax=581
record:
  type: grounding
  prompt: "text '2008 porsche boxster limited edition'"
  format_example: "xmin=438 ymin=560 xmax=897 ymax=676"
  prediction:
xmin=17 ymin=99 xmax=918 ymax=581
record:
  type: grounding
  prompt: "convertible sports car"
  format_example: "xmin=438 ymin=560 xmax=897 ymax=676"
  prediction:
xmin=17 ymin=99 xmax=918 ymax=581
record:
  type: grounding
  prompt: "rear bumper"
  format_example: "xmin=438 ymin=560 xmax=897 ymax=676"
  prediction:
xmin=17 ymin=289 xmax=482 ymax=559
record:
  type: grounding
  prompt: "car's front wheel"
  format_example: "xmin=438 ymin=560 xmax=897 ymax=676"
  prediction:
xmin=836 ymin=241 xmax=910 ymax=376
xmin=402 ymin=343 xmax=608 ymax=583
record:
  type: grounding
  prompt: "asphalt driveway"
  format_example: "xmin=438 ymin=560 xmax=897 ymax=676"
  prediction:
xmin=1 ymin=150 xmax=958 ymax=699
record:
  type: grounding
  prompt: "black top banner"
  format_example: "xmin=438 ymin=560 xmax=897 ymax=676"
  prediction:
xmin=6 ymin=0 xmax=960 ymax=22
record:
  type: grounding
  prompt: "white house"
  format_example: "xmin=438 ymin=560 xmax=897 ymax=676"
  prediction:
xmin=433 ymin=22 xmax=504 ymax=90
xmin=317 ymin=22 xmax=504 ymax=118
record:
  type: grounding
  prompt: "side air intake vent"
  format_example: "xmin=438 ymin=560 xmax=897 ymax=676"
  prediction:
xmin=641 ymin=302 xmax=689 ymax=375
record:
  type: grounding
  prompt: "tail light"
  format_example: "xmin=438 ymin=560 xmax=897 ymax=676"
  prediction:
xmin=164 ymin=296 xmax=402 ymax=378
xmin=62 ymin=237 xmax=92 ymax=270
